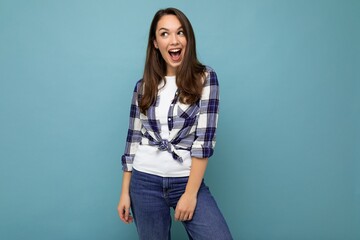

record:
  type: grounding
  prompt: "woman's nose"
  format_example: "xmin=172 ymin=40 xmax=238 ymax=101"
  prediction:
xmin=170 ymin=34 xmax=179 ymax=45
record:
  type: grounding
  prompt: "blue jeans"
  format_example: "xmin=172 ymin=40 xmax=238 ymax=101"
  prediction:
xmin=130 ymin=169 xmax=233 ymax=240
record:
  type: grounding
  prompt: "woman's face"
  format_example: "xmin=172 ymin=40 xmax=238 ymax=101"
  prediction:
xmin=154 ymin=15 xmax=187 ymax=76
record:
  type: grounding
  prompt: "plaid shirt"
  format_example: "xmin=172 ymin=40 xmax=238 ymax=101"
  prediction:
xmin=121 ymin=66 xmax=219 ymax=171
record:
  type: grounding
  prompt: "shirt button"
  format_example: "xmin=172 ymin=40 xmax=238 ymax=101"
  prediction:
xmin=168 ymin=118 xmax=171 ymax=121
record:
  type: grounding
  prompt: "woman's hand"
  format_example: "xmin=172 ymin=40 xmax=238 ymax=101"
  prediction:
xmin=174 ymin=192 xmax=197 ymax=221
xmin=118 ymin=171 xmax=133 ymax=224
xmin=118 ymin=193 xmax=133 ymax=224
xmin=174 ymin=157 xmax=208 ymax=221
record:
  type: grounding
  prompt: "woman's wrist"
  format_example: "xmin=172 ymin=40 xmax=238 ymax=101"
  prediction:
xmin=121 ymin=171 xmax=132 ymax=195
xmin=183 ymin=190 xmax=198 ymax=199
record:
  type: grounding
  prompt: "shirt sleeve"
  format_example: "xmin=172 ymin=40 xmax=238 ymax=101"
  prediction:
xmin=121 ymin=80 xmax=143 ymax=171
xmin=191 ymin=69 xmax=219 ymax=159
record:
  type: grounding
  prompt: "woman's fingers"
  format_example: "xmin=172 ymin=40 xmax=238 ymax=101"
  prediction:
xmin=118 ymin=193 xmax=133 ymax=224
xmin=118 ymin=205 xmax=133 ymax=223
xmin=175 ymin=208 xmax=194 ymax=221
xmin=124 ymin=208 xmax=132 ymax=222
xmin=118 ymin=206 xmax=125 ymax=221
xmin=175 ymin=193 xmax=197 ymax=221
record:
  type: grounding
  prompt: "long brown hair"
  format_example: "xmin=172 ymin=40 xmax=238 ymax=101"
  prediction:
xmin=139 ymin=8 xmax=205 ymax=114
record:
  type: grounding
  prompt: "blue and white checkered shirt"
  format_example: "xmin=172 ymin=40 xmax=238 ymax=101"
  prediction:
xmin=121 ymin=66 xmax=219 ymax=171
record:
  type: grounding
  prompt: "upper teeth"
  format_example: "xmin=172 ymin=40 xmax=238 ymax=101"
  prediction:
xmin=169 ymin=49 xmax=180 ymax=52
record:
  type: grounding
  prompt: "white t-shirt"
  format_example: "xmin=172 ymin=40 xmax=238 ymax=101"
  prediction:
xmin=132 ymin=76 xmax=192 ymax=177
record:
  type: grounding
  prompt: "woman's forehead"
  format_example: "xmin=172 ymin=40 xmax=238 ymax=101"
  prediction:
xmin=156 ymin=15 xmax=182 ymax=30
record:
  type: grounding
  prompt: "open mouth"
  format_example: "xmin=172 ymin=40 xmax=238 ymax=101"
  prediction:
xmin=168 ymin=49 xmax=182 ymax=61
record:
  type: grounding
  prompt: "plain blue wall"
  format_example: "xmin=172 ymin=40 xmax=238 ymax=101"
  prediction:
xmin=0 ymin=0 xmax=359 ymax=239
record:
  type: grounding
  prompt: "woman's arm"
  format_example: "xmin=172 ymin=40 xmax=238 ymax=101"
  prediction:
xmin=175 ymin=69 xmax=220 ymax=221
xmin=174 ymin=157 xmax=208 ymax=221
xmin=118 ymin=171 xmax=133 ymax=224
xmin=122 ymin=80 xmax=143 ymax=172
xmin=118 ymin=81 xmax=142 ymax=224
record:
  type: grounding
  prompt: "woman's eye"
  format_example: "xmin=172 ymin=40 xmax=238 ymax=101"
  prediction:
xmin=160 ymin=32 xmax=168 ymax=37
xmin=178 ymin=31 xmax=184 ymax=36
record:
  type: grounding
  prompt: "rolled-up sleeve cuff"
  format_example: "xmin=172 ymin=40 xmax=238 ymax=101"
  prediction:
xmin=191 ymin=147 xmax=214 ymax=159
xmin=121 ymin=155 xmax=134 ymax=172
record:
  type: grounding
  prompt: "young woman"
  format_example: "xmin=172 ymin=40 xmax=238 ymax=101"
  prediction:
xmin=117 ymin=7 xmax=233 ymax=240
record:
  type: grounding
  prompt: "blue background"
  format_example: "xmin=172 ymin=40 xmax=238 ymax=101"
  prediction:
xmin=1 ymin=0 xmax=359 ymax=239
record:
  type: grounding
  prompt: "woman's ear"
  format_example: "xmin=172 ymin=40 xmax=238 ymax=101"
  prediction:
xmin=153 ymin=40 xmax=158 ymax=49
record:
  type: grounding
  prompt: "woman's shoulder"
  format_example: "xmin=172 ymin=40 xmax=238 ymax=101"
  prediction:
xmin=203 ymin=66 xmax=219 ymax=86
xmin=132 ymin=78 xmax=143 ymax=93
xmin=204 ymin=65 xmax=216 ymax=74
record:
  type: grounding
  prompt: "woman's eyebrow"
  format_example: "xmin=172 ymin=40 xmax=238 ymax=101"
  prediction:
xmin=158 ymin=26 xmax=183 ymax=32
